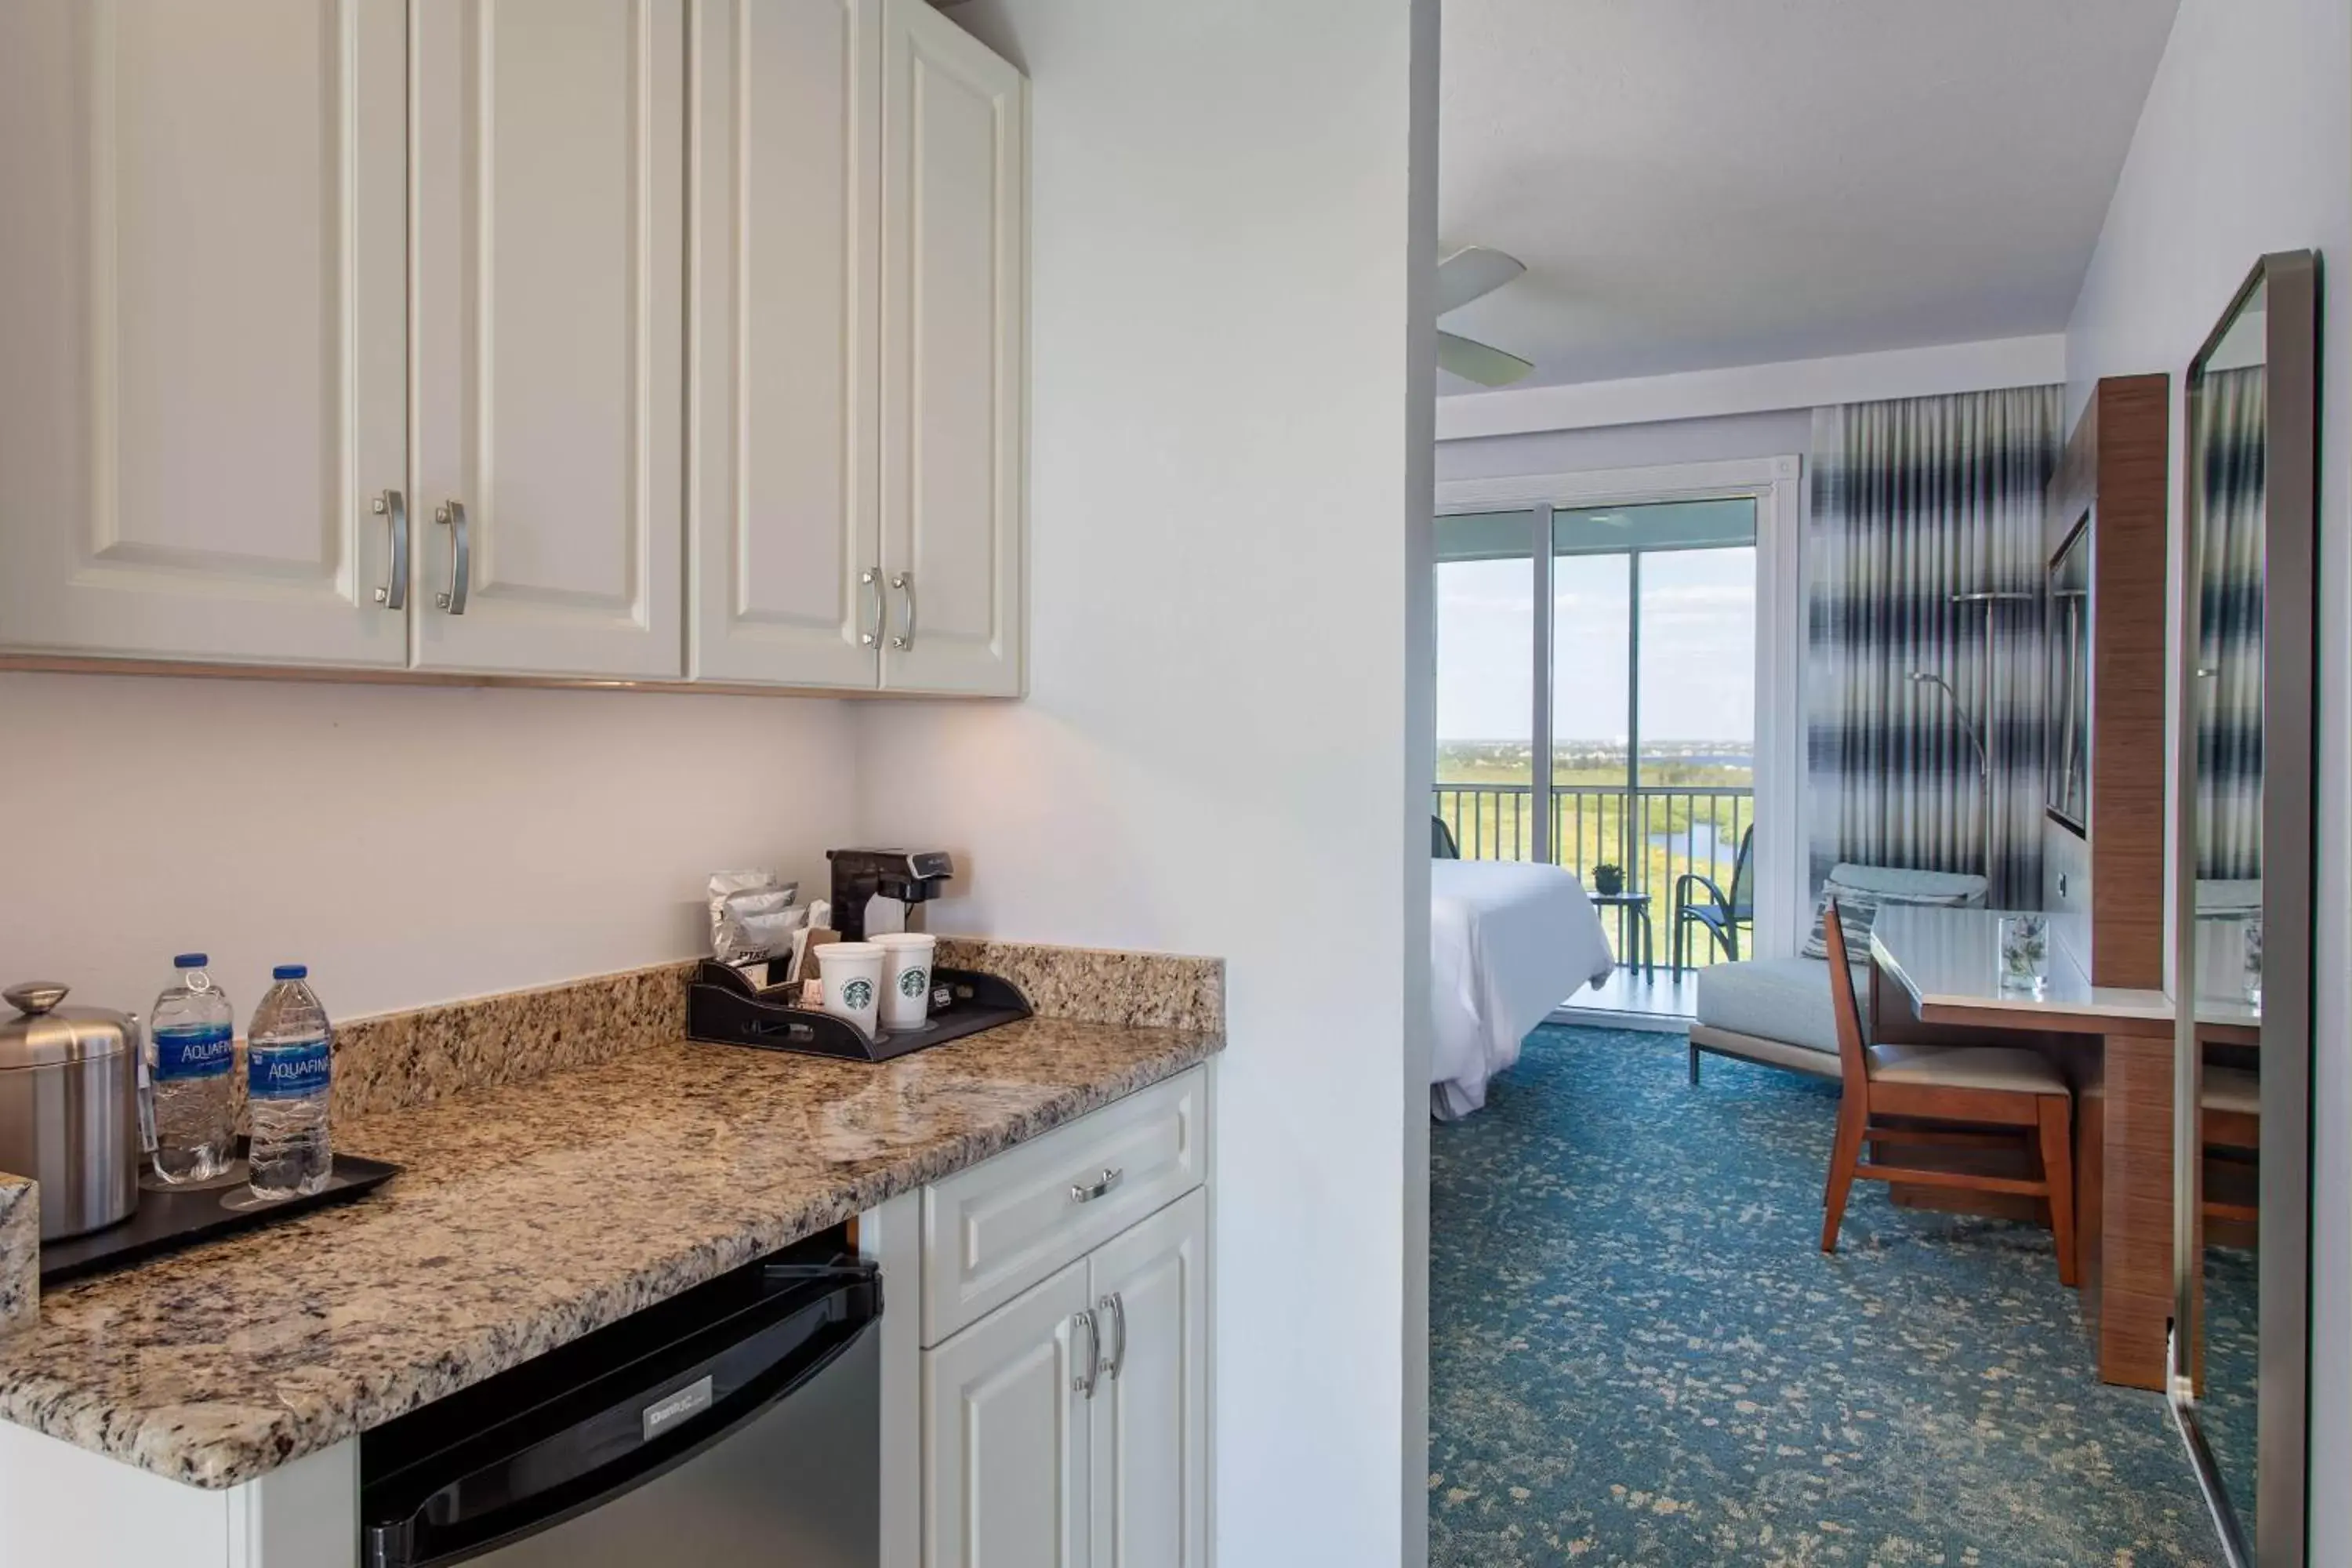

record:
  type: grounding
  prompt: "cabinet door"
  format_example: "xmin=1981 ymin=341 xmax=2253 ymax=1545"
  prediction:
xmin=924 ymin=1258 xmax=1091 ymax=1568
xmin=687 ymin=0 xmax=883 ymax=688
xmin=1087 ymin=1192 xmax=1207 ymax=1568
xmin=877 ymin=0 xmax=1025 ymax=695
xmin=0 ymin=0 xmax=408 ymax=667
xmin=411 ymin=0 xmax=685 ymax=678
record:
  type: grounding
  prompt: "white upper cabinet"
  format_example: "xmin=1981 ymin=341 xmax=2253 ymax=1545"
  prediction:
xmin=689 ymin=0 xmax=1025 ymax=694
xmin=688 ymin=0 xmax=884 ymax=688
xmin=878 ymin=0 xmax=1025 ymax=695
xmin=0 ymin=0 xmax=1022 ymax=692
xmin=410 ymin=0 xmax=686 ymax=678
xmin=0 ymin=0 xmax=409 ymax=667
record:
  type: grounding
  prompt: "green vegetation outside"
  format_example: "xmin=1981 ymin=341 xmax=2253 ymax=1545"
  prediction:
xmin=1434 ymin=741 xmax=1754 ymax=968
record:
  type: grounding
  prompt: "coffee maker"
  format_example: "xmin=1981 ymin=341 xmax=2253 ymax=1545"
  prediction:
xmin=826 ymin=848 xmax=954 ymax=941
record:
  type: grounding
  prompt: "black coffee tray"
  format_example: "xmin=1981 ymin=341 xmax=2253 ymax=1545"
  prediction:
xmin=41 ymin=1142 xmax=402 ymax=1287
xmin=686 ymin=958 xmax=1032 ymax=1063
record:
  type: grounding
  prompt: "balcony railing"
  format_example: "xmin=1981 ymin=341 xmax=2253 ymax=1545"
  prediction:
xmin=1432 ymin=782 xmax=1751 ymax=971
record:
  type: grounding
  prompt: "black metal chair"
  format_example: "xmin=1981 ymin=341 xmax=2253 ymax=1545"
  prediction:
xmin=1432 ymin=815 xmax=1461 ymax=859
xmin=1672 ymin=823 xmax=1753 ymax=969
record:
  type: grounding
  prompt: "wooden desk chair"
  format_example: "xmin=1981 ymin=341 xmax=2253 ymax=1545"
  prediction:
xmin=1817 ymin=904 xmax=2078 ymax=1285
xmin=2201 ymin=1065 xmax=2259 ymax=1228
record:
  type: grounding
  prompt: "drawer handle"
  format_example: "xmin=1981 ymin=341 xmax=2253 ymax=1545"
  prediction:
xmin=1069 ymin=1167 xmax=1123 ymax=1204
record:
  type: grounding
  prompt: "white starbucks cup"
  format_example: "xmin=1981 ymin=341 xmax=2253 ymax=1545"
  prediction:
xmin=873 ymin=932 xmax=938 ymax=1031
xmin=811 ymin=942 xmax=886 ymax=1037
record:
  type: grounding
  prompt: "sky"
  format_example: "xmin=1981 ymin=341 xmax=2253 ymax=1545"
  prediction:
xmin=1436 ymin=545 xmax=1756 ymax=746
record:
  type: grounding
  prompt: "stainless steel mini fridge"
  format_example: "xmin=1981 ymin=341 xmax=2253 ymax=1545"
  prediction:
xmin=359 ymin=1236 xmax=880 ymax=1568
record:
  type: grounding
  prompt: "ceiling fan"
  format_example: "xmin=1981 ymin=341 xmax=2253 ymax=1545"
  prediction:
xmin=1437 ymin=245 xmax=1535 ymax=387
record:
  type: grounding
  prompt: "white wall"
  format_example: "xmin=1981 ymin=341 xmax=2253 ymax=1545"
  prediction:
xmin=1438 ymin=408 xmax=1813 ymax=485
xmin=0 ymin=673 xmax=858 ymax=1020
xmin=1437 ymin=332 xmax=2068 ymax=442
xmin=2063 ymin=0 xmax=2352 ymax=1554
xmin=851 ymin=2 xmax=1437 ymax=1563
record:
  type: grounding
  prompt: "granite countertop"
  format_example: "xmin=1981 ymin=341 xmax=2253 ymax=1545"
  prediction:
xmin=0 ymin=1014 xmax=1221 ymax=1490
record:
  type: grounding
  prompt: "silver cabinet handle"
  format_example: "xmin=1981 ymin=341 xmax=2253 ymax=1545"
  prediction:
xmin=372 ymin=489 xmax=408 ymax=609
xmin=859 ymin=567 xmax=881 ymax=646
xmin=1069 ymin=1166 xmax=1123 ymax=1204
xmin=890 ymin=571 xmax=916 ymax=649
xmin=1071 ymin=1308 xmax=1100 ymax=1397
xmin=434 ymin=501 xmax=470 ymax=615
xmin=1097 ymin=1292 xmax=1126 ymax=1381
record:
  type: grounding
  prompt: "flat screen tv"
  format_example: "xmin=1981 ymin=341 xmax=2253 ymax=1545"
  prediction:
xmin=2047 ymin=514 xmax=2090 ymax=835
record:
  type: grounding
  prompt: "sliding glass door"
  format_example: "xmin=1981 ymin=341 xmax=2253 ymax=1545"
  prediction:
xmin=1436 ymin=498 xmax=1759 ymax=971
xmin=1548 ymin=550 xmax=1630 ymax=872
xmin=1434 ymin=512 xmax=1537 ymax=859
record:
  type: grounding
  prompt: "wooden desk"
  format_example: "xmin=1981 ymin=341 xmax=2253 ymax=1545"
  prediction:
xmin=1867 ymin=906 xmax=2253 ymax=1390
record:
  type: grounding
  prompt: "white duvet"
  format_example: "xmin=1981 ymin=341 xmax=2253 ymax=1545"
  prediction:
xmin=1429 ymin=859 xmax=1615 ymax=1120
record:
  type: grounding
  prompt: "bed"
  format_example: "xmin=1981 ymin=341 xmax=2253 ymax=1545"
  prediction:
xmin=1430 ymin=858 xmax=1616 ymax=1119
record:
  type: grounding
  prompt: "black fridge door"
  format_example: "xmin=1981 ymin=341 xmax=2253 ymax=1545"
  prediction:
xmin=359 ymin=1247 xmax=880 ymax=1568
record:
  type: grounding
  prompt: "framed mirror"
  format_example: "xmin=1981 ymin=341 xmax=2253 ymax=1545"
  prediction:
xmin=2169 ymin=250 xmax=2319 ymax=1567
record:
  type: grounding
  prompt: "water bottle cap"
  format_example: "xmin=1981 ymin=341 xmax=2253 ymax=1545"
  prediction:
xmin=173 ymin=953 xmax=208 ymax=969
xmin=272 ymin=964 xmax=308 ymax=981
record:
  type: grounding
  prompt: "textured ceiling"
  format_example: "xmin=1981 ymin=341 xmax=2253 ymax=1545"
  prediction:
xmin=1439 ymin=0 xmax=2180 ymax=391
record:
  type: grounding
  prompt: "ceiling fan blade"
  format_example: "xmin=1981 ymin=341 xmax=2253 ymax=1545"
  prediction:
xmin=1437 ymin=329 xmax=1535 ymax=387
xmin=1436 ymin=246 xmax=1526 ymax=315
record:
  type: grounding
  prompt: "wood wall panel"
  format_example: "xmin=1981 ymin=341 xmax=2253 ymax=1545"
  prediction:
xmin=2096 ymin=1033 xmax=2180 ymax=1389
xmin=2042 ymin=375 xmax=2170 ymax=989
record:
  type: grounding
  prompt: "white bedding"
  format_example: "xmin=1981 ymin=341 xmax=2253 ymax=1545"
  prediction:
xmin=1430 ymin=859 xmax=1615 ymax=1120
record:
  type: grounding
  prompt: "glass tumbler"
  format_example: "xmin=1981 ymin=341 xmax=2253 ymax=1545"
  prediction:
xmin=1998 ymin=913 xmax=2049 ymax=996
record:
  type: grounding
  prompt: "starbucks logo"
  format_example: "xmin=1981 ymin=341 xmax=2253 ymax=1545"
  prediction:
xmin=841 ymin=978 xmax=875 ymax=1011
xmin=899 ymin=967 xmax=929 ymax=999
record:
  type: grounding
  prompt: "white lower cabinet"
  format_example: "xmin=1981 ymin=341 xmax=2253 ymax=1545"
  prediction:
xmin=0 ymin=1418 xmax=357 ymax=1568
xmin=923 ymin=1256 xmax=1094 ymax=1567
xmin=1086 ymin=1191 xmax=1207 ymax=1568
xmin=921 ymin=1189 xmax=1207 ymax=1568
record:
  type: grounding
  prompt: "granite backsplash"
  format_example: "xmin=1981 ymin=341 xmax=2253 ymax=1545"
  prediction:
xmin=323 ymin=936 xmax=1221 ymax=1121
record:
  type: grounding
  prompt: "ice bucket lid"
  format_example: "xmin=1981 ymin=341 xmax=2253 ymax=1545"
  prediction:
xmin=0 ymin=982 xmax=135 ymax=1069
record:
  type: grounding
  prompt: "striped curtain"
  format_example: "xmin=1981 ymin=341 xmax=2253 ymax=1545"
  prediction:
xmin=1806 ymin=386 xmax=2065 ymax=907
xmin=2194 ymin=366 xmax=2265 ymax=878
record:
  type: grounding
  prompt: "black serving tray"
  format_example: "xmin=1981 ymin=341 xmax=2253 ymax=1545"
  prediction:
xmin=686 ymin=959 xmax=1032 ymax=1063
xmin=40 ymin=1142 xmax=402 ymax=1287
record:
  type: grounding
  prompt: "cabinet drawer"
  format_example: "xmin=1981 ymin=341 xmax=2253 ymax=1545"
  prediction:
xmin=921 ymin=1066 xmax=1203 ymax=1345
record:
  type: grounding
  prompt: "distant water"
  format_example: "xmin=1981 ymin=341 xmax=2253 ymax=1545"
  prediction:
xmin=1650 ymin=822 xmax=1737 ymax=866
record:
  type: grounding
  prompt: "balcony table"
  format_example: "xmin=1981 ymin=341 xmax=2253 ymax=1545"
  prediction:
xmin=1586 ymin=890 xmax=1655 ymax=979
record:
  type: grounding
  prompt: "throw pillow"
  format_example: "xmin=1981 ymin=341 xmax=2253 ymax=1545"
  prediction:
xmin=1801 ymin=864 xmax=1986 ymax=959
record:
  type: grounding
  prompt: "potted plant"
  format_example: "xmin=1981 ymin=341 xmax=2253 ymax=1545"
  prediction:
xmin=1592 ymin=863 xmax=1624 ymax=896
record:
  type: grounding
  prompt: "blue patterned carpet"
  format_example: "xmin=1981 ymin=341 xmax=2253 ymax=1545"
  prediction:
xmin=1430 ymin=1025 xmax=2233 ymax=1566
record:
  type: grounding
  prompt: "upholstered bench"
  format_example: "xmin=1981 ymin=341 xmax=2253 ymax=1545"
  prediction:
xmin=1689 ymin=956 xmax=1855 ymax=1082
xmin=1684 ymin=862 xmax=1987 ymax=1085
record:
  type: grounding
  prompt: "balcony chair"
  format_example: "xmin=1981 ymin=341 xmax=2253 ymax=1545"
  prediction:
xmin=1671 ymin=823 xmax=1753 ymax=969
xmin=1817 ymin=903 xmax=2078 ymax=1286
xmin=1432 ymin=815 xmax=1461 ymax=859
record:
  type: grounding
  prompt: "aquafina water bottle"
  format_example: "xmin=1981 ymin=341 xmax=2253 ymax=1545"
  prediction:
xmin=147 ymin=953 xmax=236 ymax=1182
xmin=246 ymin=964 xmax=333 ymax=1199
